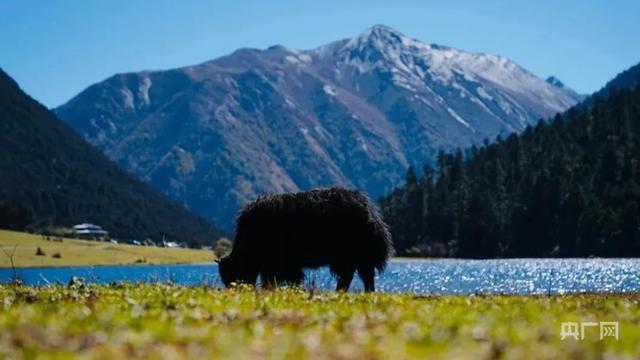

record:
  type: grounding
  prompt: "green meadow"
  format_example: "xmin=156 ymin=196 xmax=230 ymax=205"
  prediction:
xmin=0 ymin=230 xmax=216 ymax=268
xmin=0 ymin=284 xmax=638 ymax=359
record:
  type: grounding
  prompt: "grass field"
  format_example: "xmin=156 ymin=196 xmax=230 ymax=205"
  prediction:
xmin=0 ymin=230 xmax=215 ymax=268
xmin=0 ymin=284 xmax=638 ymax=359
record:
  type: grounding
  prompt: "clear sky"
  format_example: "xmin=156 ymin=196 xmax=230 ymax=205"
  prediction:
xmin=1 ymin=0 xmax=639 ymax=108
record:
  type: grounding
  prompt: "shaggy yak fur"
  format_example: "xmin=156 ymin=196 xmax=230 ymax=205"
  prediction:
xmin=217 ymin=187 xmax=393 ymax=292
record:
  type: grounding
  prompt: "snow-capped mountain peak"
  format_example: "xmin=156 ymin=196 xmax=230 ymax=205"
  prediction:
xmin=313 ymin=25 xmax=580 ymax=113
xmin=349 ymin=24 xmax=413 ymax=47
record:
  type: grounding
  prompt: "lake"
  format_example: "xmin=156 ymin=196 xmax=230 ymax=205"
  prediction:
xmin=1 ymin=258 xmax=639 ymax=295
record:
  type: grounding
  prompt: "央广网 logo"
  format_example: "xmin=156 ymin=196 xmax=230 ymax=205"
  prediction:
xmin=560 ymin=321 xmax=619 ymax=340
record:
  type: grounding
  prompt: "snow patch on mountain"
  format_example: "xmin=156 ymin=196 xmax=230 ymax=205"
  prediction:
xmin=447 ymin=107 xmax=473 ymax=129
xmin=323 ymin=85 xmax=337 ymax=96
xmin=285 ymin=53 xmax=312 ymax=65
xmin=138 ymin=76 xmax=152 ymax=106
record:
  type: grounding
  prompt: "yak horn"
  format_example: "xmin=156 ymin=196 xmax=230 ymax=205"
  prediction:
xmin=215 ymin=259 xmax=221 ymax=264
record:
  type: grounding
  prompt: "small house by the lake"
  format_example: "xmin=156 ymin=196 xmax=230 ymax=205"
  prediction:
xmin=73 ymin=223 xmax=109 ymax=240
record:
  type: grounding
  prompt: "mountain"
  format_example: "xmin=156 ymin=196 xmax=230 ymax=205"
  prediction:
xmin=380 ymin=62 xmax=640 ymax=258
xmin=54 ymin=25 xmax=583 ymax=229
xmin=0 ymin=69 xmax=225 ymax=245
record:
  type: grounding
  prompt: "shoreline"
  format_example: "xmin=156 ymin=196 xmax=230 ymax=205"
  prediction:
xmin=0 ymin=261 xmax=218 ymax=271
xmin=3 ymin=256 xmax=639 ymax=270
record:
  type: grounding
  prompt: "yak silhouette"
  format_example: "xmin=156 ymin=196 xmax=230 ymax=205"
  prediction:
xmin=217 ymin=187 xmax=393 ymax=292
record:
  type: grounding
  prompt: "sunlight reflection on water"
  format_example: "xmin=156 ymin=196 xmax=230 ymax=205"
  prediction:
xmin=1 ymin=258 xmax=639 ymax=295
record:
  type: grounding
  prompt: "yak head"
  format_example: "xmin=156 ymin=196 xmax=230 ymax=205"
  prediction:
xmin=216 ymin=255 xmax=239 ymax=288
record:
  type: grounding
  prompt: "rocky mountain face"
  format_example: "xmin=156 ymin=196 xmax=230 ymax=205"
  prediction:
xmin=55 ymin=25 xmax=583 ymax=229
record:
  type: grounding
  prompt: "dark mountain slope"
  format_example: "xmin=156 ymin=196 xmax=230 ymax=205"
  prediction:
xmin=0 ymin=69 xmax=225 ymax=244
xmin=580 ymin=61 xmax=640 ymax=108
xmin=592 ymin=62 xmax=640 ymax=99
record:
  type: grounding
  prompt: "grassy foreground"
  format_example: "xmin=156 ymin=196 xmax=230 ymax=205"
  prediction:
xmin=0 ymin=230 xmax=215 ymax=268
xmin=0 ymin=285 xmax=638 ymax=359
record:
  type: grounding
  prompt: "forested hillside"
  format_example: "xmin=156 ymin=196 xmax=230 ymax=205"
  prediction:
xmin=381 ymin=78 xmax=640 ymax=258
xmin=0 ymin=69 xmax=225 ymax=245
xmin=586 ymin=62 xmax=640 ymax=105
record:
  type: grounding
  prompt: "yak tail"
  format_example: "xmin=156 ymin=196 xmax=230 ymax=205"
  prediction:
xmin=370 ymin=214 xmax=394 ymax=272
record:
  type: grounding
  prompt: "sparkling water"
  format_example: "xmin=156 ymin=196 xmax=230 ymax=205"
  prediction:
xmin=1 ymin=258 xmax=639 ymax=295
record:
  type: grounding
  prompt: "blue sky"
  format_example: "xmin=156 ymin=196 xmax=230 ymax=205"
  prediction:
xmin=1 ymin=0 xmax=639 ymax=108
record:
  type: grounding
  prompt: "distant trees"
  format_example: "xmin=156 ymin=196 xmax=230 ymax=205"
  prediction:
xmin=381 ymin=84 xmax=640 ymax=258
xmin=0 ymin=202 xmax=32 ymax=230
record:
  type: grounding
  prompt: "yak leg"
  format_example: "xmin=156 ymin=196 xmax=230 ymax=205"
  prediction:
xmin=358 ymin=267 xmax=375 ymax=292
xmin=260 ymin=272 xmax=280 ymax=289
xmin=335 ymin=267 xmax=355 ymax=292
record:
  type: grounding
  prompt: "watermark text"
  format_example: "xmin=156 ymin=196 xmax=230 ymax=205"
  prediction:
xmin=560 ymin=321 xmax=619 ymax=340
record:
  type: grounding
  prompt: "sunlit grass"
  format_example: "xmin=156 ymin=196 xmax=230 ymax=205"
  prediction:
xmin=0 ymin=229 xmax=215 ymax=268
xmin=1 ymin=284 xmax=638 ymax=359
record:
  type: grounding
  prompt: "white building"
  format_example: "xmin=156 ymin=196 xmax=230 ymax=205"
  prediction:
xmin=73 ymin=223 xmax=109 ymax=240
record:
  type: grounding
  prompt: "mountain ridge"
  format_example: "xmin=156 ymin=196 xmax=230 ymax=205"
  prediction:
xmin=585 ymin=61 xmax=640 ymax=105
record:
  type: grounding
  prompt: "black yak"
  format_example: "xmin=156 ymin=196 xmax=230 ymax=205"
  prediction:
xmin=217 ymin=187 xmax=393 ymax=292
